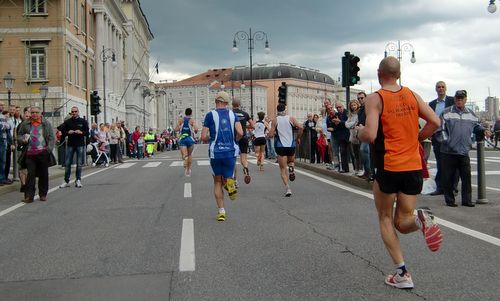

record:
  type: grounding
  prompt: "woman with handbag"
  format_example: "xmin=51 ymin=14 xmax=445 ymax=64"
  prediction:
xmin=16 ymin=106 xmax=55 ymax=203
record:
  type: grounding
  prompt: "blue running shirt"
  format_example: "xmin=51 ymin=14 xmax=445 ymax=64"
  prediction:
xmin=203 ymin=108 xmax=239 ymax=159
xmin=179 ymin=116 xmax=194 ymax=140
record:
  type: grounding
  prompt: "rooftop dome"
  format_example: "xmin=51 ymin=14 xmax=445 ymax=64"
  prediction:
xmin=230 ymin=63 xmax=335 ymax=84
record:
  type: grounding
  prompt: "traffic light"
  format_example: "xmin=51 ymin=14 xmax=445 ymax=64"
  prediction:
xmin=341 ymin=52 xmax=361 ymax=87
xmin=341 ymin=55 xmax=349 ymax=87
xmin=90 ymin=91 xmax=101 ymax=115
xmin=349 ymin=54 xmax=360 ymax=86
xmin=278 ymin=82 xmax=287 ymax=105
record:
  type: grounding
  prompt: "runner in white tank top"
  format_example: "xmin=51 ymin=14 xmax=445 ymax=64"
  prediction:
xmin=253 ymin=112 xmax=269 ymax=170
xmin=269 ymin=104 xmax=303 ymax=197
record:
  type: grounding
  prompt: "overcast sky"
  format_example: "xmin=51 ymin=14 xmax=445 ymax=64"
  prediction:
xmin=141 ymin=0 xmax=500 ymax=108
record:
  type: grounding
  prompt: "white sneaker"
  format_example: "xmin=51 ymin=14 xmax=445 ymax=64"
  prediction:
xmin=356 ymin=170 xmax=365 ymax=176
xmin=75 ymin=180 xmax=82 ymax=188
xmin=385 ymin=272 xmax=414 ymax=289
xmin=284 ymin=187 xmax=292 ymax=197
xmin=59 ymin=181 xmax=70 ymax=188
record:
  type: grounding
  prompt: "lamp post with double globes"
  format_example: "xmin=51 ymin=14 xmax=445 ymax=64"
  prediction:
xmin=384 ymin=40 xmax=416 ymax=85
xmin=3 ymin=72 xmax=15 ymax=107
xmin=232 ymin=28 xmax=270 ymax=118
xmin=100 ymin=46 xmax=118 ymax=124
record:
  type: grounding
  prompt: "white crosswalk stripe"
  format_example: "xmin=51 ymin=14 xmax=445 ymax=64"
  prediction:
xmin=196 ymin=160 xmax=210 ymax=166
xmin=115 ymin=163 xmax=136 ymax=169
xmin=170 ymin=161 xmax=184 ymax=167
xmin=143 ymin=162 xmax=162 ymax=168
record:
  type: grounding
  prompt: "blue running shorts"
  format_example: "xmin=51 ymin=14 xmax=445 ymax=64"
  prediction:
xmin=210 ymin=157 xmax=236 ymax=178
xmin=178 ymin=136 xmax=195 ymax=147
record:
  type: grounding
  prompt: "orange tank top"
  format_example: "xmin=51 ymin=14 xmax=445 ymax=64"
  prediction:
xmin=373 ymin=87 xmax=422 ymax=172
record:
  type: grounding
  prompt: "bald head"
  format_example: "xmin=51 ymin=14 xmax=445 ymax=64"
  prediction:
xmin=379 ymin=56 xmax=401 ymax=79
xmin=232 ymin=98 xmax=241 ymax=108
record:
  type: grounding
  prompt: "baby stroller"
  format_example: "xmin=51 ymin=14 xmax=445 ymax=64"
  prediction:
xmin=87 ymin=142 xmax=110 ymax=167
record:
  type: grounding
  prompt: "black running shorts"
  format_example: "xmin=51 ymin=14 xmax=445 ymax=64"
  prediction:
xmin=253 ymin=137 xmax=267 ymax=146
xmin=375 ymin=169 xmax=423 ymax=195
xmin=238 ymin=137 xmax=249 ymax=154
xmin=275 ymin=147 xmax=295 ymax=157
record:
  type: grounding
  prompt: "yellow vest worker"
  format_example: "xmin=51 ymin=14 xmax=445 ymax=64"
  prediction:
xmin=144 ymin=131 xmax=156 ymax=156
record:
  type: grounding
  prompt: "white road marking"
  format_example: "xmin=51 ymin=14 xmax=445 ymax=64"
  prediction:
xmin=0 ymin=203 xmax=25 ymax=217
xmin=293 ymin=167 xmax=500 ymax=248
xmin=471 ymin=184 xmax=500 ymax=192
xmin=248 ymin=159 xmax=266 ymax=165
xmin=196 ymin=160 xmax=210 ymax=166
xmin=184 ymin=183 xmax=192 ymax=198
xmin=170 ymin=161 xmax=184 ymax=166
xmin=143 ymin=162 xmax=162 ymax=168
xmin=436 ymin=218 xmax=500 ymax=247
xmin=115 ymin=163 xmax=136 ymax=169
xmin=179 ymin=218 xmax=196 ymax=272
xmin=0 ymin=167 xmax=109 ymax=217
xmin=471 ymin=171 xmax=500 ymax=176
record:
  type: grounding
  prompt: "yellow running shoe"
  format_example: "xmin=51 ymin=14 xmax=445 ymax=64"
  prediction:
xmin=217 ymin=212 xmax=226 ymax=221
xmin=226 ymin=178 xmax=237 ymax=201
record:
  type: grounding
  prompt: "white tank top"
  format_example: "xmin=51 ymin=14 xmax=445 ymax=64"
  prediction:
xmin=276 ymin=115 xmax=294 ymax=147
xmin=254 ymin=121 xmax=266 ymax=138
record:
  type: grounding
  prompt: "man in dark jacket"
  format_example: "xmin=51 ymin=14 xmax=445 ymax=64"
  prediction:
xmin=436 ymin=90 xmax=490 ymax=207
xmin=428 ymin=81 xmax=457 ymax=195
xmin=57 ymin=106 xmax=89 ymax=188
xmin=303 ymin=113 xmax=318 ymax=163
xmin=327 ymin=102 xmax=350 ymax=173
xmin=493 ymin=116 xmax=500 ymax=148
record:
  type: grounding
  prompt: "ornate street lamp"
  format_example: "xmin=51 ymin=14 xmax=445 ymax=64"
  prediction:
xmin=384 ymin=40 xmax=416 ymax=85
xmin=100 ymin=46 xmax=117 ymax=123
xmin=488 ymin=0 xmax=497 ymax=13
xmin=3 ymin=72 xmax=15 ymax=107
xmin=39 ymin=85 xmax=48 ymax=115
xmin=232 ymin=28 xmax=270 ymax=118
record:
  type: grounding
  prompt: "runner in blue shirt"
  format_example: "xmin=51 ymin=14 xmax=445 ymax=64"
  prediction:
xmin=201 ymin=91 xmax=243 ymax=221
xmin=175 ymin=108 xmax=198 ymax=176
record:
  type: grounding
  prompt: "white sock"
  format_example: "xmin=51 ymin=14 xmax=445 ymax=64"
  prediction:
xmin=219 ymin=208 xmax=225 ymax=214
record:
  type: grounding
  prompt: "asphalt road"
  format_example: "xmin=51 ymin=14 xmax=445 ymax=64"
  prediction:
xmin=0 ymin=145 xmax=499 ymax=300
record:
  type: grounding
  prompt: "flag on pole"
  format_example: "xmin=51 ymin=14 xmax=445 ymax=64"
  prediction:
xmin=155 ymin=62 xmax=159 ymax=74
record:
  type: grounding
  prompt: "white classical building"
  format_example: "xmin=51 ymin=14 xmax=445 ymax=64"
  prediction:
xmin=92 ymin=0 xmax=153 ymax=128
xmin=120 ymin=0 xmax=154 ymax=130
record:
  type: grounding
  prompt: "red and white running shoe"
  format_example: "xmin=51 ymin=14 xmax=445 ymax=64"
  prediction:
xmin=385 ymin=272 xmax=414 ymax=289
xmin=417 ymin=207 xmax=443 ymax=252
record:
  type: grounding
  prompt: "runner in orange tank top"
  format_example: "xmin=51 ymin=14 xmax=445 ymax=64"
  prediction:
xmin=356 ymin=56 xmax=442 ymax=289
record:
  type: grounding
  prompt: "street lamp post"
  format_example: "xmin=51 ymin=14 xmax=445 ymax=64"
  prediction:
xmin=4 ymin=72 xmax=17 ymax=180
xmin=232 ymin=28 xmax=270 ymax=118
xmin=39 ymin=85 xmax=48 ymax=116
xmin=3 ymin=72 xmax=15 ymax=107
xmin=100 ymin=46 xmax=117 ymax=124
xmin=384 ymin=40 xmax=416 ymax=85
xmin=142 ymin=87 xmax=150 ymax=131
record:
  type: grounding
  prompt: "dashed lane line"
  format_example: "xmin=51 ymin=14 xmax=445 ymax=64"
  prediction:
xmin=184 ymin=183 xmax=192 ymax=198
xmin=179 ymin=218 xmax=196 ymax=272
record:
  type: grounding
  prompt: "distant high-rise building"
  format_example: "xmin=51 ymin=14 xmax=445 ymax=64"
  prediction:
xmin=485 ymin=96 xmax=499 ymax=121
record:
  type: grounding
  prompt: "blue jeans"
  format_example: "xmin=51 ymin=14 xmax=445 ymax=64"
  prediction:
xmin=360 ymin=142 xmax=371 ymax=175
xmin=64 ymin=145 xmax=84 ymax=182
xmin=266 ymin=137 xmax=276 ymax=158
